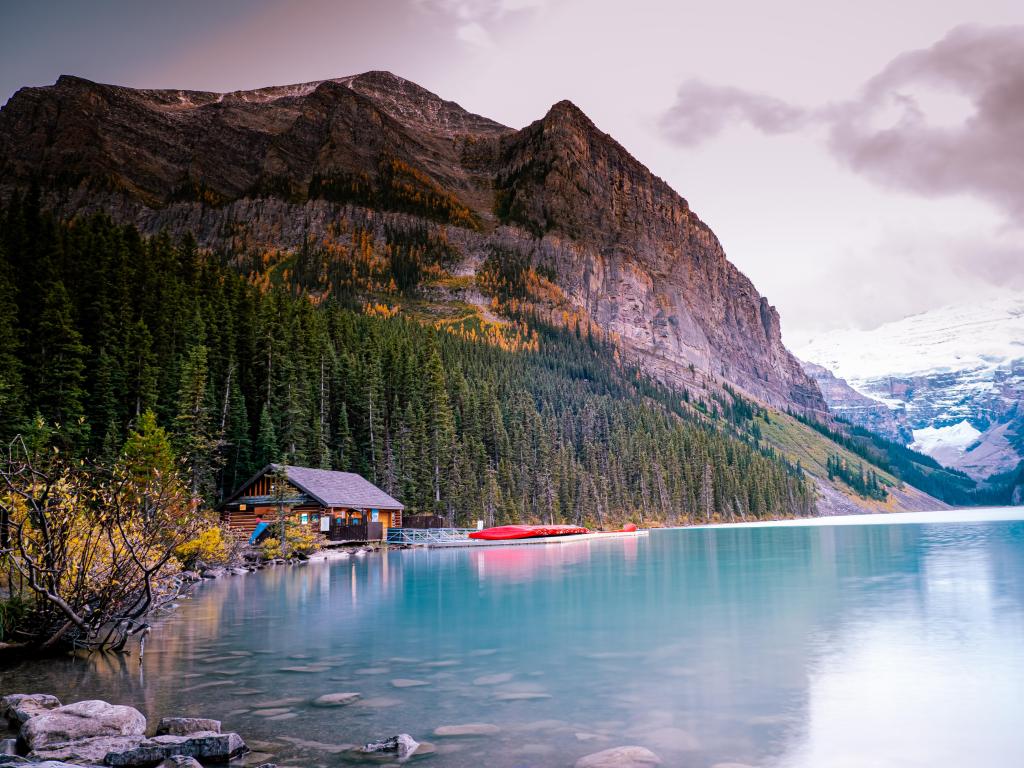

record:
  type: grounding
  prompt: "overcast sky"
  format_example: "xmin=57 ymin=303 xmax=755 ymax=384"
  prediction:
xmin=2 ymin=0 xmax=1022 ymax=343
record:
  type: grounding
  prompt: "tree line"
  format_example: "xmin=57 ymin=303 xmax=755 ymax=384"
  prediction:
xmin=0 ymin=193 xmax=816 ymax=525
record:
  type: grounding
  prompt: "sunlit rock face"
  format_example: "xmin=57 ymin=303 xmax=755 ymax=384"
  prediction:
xmin=799 ymin=296 xmax=1024 ymax=478
xmin=0 ymin=71 xmax=825 ymax=413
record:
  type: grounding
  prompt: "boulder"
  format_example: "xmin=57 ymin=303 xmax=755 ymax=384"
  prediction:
xmin=0 ymin=757 xmax=30 ymax=766
xmin=575 ymin=746 xmax=663 ymax=768
xmin=1 ymin=694 xmax=62 ymax=726
xmin=357 ymin=734 xmax=419 ymax=762
xmin=103 ymin=732 xmax=248 ymax=766
xmin=178 ymin=571 xmax=201 ymax=583
xmin=0 ymin=740 xmax=16 ymax=756
xmin=21 ymin=701 xmax=147 ymax=750
xmin=433 ymin=723 xmax=501 ymax=737
xmin=199 ymin=568 xmax=224 ymax=579
xmin=310 ymin=692 xmax=360 ymax=707
xmin=154 ymin=718 xmax=220 ymax=737
xmin=28 ymin=735 xmax=145 ymax=765
xmin=157 ymin=758 xmax=202 ymax=768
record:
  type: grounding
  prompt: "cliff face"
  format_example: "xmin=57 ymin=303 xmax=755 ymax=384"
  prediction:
xmin=0 ymin=71 xmax=825 ymax=413
xmin=800 ymin=360 xmax=912 ymax=443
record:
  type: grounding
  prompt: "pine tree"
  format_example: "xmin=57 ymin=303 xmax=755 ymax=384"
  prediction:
xmin=254 ymin=403 xmax=279 ymax=469
xmin=173 ymin=343 xmax=219 ymax=499
xmin=0 ymin=239 xmax=25 ymax=435
xmin=35 ymin=279 xmax=89 ymax=446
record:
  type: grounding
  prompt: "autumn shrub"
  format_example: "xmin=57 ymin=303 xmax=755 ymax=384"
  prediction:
xmin=259 ymin=522 xmax=322 ymax=560
xmin=0 ymin=414 xmax=206 ymax=652
xmin=175 ymin=525 xmax=233 ymax=570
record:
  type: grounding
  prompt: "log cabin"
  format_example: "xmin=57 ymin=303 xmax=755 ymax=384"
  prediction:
xmin=221 ymin=464 xmax=404 ymax=542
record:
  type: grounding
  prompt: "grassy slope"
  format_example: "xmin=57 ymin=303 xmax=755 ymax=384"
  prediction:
xmin=759 ymin=409 xmax=946 ymax=514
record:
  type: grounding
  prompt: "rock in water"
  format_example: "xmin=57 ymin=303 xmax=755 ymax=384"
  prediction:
xmin=310 ymin=692 xmax=360 ymax=707
xmin=358 ymin=734 xmax=419 ymax=762
xmin=28 ymin=735 xmax=146 ymax=764
xmin=0 ymin=694 xmax=62 ymax=726
xmin=158 ymin=757 xmax=203 ymax=768
xmin=103 ymin=732 xmax=248 ymax=766
xmin=575 ymin=746 xmax=663 ymax=768
xmin=155 ymin=718 xmax=221 ymax=736
xmin=21 ymin=700 xmax=146 ymax=750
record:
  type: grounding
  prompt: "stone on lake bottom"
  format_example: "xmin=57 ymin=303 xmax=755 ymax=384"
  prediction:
xmin=575 ymin=746 xmax=663 ymax=768
xmin=155 ymin=718 xmax=220 ymax=736
xmin=390 ymin=679 xmax=429 ymax=688
xmin=433 ymin=723 xmax=501 ymax=737
xmin=310 ymin=693 xmax=360 ymax=707
xmin=472 ymin=673 xmax=512 ymax=685
xmin=353 ymin=697 xmax=401 ymax=708
xmin=250 ymin=709 xmax=291 ymax=717
xmin=22 ymin=701 xmax=147 ymax=750
xmin=493 ymin=692 xmax=551 ymax=701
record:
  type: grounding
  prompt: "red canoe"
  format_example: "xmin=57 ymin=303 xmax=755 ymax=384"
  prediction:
xmin=469 ymin=524 xmax=590 ymax=541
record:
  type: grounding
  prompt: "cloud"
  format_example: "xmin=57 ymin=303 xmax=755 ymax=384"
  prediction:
xmin=415 ymin=0 xmax=549 ymax=48
xmin=659 ymin=80 xmax=810 ymax=146
xmin=660 ymin=24 xmax=1024 ymax=222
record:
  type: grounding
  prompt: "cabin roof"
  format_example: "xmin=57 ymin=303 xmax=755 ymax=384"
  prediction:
xmin=225 ymin=464 xmax=404 ymax=510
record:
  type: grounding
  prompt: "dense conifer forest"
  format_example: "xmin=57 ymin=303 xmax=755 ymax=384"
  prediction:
xmin=0 ymin=194 xmax=817 ymax=525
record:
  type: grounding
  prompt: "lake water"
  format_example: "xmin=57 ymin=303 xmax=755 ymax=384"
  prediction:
xmin=4 ymin=508 xmax=1024 ymax=767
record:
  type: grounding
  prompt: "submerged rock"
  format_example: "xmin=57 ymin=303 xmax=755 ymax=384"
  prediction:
xmin=154 ymin=718 xmax=220 ymax=737
xmin=389 ymin=679 xmax=429 ymax=688
xmin=310 ymin=692 xmax=360 ymax=707
xmin=357 ymin=734 xmax=419 ymax=762
xmin=433 ymin=724 xmax=501 ymax=737
xmin=575 ymin=746 xmax=663 ymax=768
xmin=1 ymin=694 xmax=62 ymax=726
xmin=22 ymin=701 xmax=146 ymax=750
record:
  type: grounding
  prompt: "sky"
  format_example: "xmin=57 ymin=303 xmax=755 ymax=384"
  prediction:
xmin=2 ymin=0 xmax=1023 ymax=343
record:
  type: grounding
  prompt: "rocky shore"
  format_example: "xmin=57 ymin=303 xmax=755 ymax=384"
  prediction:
xmin=0 ymin=694 xmax=423 ymax=767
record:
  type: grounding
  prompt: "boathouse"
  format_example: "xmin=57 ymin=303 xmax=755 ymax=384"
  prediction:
xmin=221 ymin=464 xmax=403 ymax=542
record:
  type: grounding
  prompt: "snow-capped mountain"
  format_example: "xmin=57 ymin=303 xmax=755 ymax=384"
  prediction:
xmin=797 ymin=294 xmax=1024 ymax=479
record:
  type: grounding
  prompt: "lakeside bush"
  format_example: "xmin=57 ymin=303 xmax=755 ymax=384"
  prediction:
xmin=0 ymin=415 xmax=209 ymax=653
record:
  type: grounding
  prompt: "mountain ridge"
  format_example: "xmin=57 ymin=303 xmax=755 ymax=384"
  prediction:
xmin=0 ymin=71 xmax=826 ymax=416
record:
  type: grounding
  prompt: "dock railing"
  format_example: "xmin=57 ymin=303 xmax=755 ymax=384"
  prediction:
xmin=387 ymin=527 xmax=477 ymax=545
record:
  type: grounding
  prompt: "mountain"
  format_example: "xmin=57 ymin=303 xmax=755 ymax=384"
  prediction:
xmin=0 ymin=71 xmax=825 ymax=415
xmin=798 ymin=295 xmax=1024 ymax=480
xmin=1 ymin=71 xmax=967 ymax=515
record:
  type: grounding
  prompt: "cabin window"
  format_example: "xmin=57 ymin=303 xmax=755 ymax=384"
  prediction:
xmin=300 ymin=513 xmax=308 ymax=525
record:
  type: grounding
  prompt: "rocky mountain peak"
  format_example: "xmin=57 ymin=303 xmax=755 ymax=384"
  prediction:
xmin=0 ymin=71 xmax=826 ymax=414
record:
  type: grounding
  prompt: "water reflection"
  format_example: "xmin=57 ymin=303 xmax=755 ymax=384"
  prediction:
xmin=2 ymin=512 xmax=1023 ymax=768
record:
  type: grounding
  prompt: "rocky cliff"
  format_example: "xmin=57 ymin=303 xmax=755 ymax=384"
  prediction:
xmin=0 ymin=71 xmax=825 ymax=413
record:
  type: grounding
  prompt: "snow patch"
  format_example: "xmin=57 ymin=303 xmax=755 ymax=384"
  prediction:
xmin=910 ymin=420 xmax=981 ymax=462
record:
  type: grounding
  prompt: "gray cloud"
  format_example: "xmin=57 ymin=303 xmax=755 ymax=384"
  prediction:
xmin=659 ymin=80 xmax=810 ymax=146
xmin=661 ymin=24 xmax=1024 ymax=221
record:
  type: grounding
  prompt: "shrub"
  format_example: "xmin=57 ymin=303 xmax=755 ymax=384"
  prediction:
xmin=175 ymin=525 xmax=232 ymax=570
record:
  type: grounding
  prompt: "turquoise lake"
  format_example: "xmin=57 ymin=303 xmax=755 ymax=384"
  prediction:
xmin=5 ymin=508 xmax=1024 ymax=767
